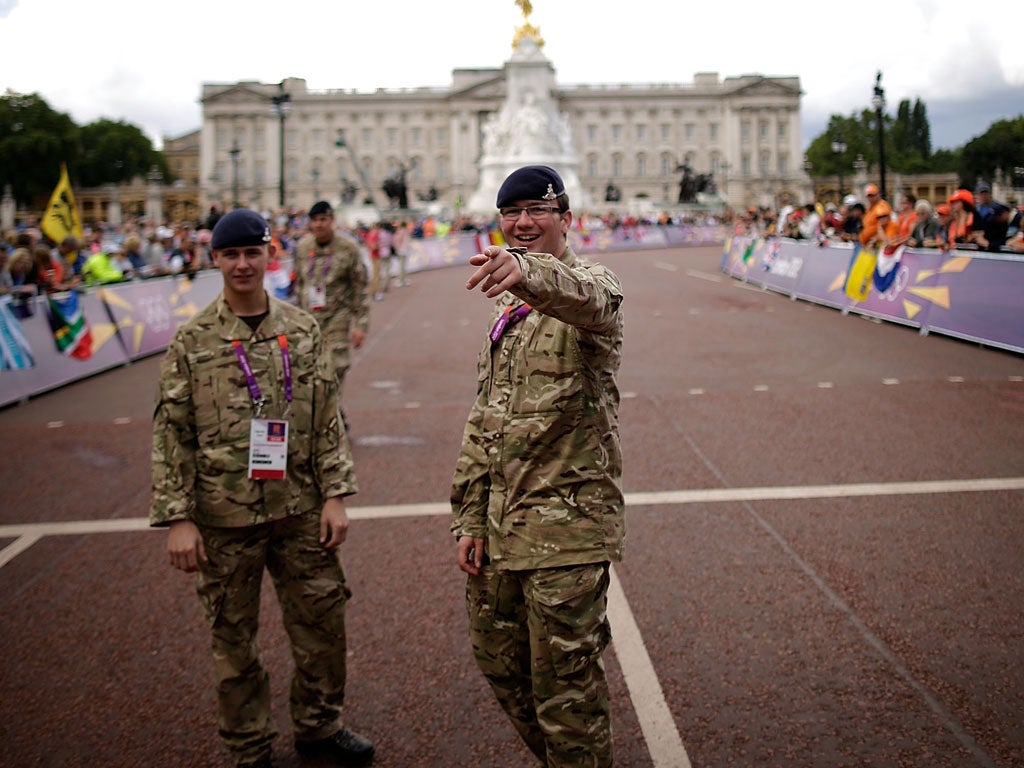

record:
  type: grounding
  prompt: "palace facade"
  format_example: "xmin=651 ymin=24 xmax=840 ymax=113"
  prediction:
xmin=199 ymin=68 xmax=807 ymax=217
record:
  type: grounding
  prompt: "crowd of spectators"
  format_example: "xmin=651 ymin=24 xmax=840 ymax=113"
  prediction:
xmin=3 ymin=187 xmax=1020 ymax=302
xmin=746 ymin=181 xmax=1023 ymax=254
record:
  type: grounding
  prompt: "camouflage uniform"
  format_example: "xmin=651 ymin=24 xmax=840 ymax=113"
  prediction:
xmin=293 ymin=232 xmax=371 ymax=398
xmin=151 ymin=293 xmax=357 ymax=764
xmin=451 ymin=246 xmax=624 ymax=767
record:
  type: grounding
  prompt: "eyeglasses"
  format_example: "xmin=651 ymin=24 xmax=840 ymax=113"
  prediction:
xmin=498 ymin=205 xmax=563 ymax=221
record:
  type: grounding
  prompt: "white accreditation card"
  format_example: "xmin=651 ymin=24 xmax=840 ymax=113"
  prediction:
xmin=249 ymin=419 xmax=289 ymax=479
xmin=308 ymin=284 xmax=327 ymax=311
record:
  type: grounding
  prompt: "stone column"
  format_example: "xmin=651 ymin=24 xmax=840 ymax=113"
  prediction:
xmin=106 ymin=184 xmax=122 ymax=227
xmin=145 ymin=168 xmax=164 ymax=223
xmin=0 ymin=185 xmax=15 ymax=230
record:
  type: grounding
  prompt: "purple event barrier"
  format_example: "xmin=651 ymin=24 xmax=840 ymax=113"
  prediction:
xmin=721 ymin=237 xmax=1024 ymax=354
xmin=15 ymin=225 xmax=1014 ymax=408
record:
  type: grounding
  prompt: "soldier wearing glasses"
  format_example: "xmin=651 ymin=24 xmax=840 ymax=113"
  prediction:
xmin=451 ymin=166 xmax=625 ymax=766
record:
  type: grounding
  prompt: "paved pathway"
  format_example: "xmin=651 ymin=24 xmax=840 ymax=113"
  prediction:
xmin=2 ymin=245 xmax=1022 ymax=767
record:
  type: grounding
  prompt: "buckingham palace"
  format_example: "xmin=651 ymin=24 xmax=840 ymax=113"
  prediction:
xmin=199 ymin=65 xmax=805 ymax=217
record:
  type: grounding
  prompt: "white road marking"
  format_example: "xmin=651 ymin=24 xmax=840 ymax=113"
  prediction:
xmin=4 ymin=476 xmax=1021 ymax=768
xmin=609 ymin=565 xmax=692 ymax=767
xmin=0 ymin=534 xmax=41 ymax=569
xmin=654 ymin=262 xmax=679 ymax=272
xmin=684 ymin=269 xmax=720 ymax=282
xmin=5 ymin=477 xmax=1022 ymax=538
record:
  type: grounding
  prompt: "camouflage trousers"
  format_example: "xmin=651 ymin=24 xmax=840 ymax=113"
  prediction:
xmin=196 ymin=512 xmax=351 ymax=763
xmin=466 ymin=562 xmax=613 ymax=767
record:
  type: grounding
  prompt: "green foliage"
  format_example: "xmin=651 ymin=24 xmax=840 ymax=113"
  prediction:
xmin=0 ymin=91 xmax=169 ymax=209
xmin=958 ymin=116 xmax=1024 ymax=187
xmin=808 ymin=100 xmax=1020 ymax=185
xmin=0 ymin=92 xmax=81 ymax=205
xmin=78 ymin=119 xmax=169 ymax=187
xmin=888 ymin=98 xmax=932 ymax=173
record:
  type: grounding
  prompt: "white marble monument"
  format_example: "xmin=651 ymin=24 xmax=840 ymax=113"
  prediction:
xmin=467 ymin=3 xmax=589 ymax=213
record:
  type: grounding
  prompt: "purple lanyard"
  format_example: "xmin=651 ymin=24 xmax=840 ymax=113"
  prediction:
xmin=307 ymin=250 xmax=331 ymax=280
xmin=489 ymin=303 xmax=532 ymax=345
xmin=231 ymin=335 xmax=292 ymax=412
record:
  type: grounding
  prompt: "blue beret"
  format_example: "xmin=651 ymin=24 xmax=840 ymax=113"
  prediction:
xmin=309 ymin=200 xmax=333 ymax=217
xmin=210 ymin=209 xmax=272 ymax=250
xmin=496 ymin=165 xmax=566 ymax=209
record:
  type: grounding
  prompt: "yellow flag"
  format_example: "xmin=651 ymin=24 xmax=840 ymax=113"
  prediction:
xmin=41 ymin=163 xmax=83 ymax=244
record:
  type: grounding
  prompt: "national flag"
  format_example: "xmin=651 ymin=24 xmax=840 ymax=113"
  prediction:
xmin=40 ymin=164 xmax=83 ymax=245
xmin=844 ymin=245 xmax=877 ymax=301
xmin=761 ymin=237 xmax=781 ymax=271
xmin=872 ymin=244 xmax=905 ymax=292
xmin=741 ymin=238 xmax=757 ymax=263
xmin=45 ymin=291 xmax=92 ymax=360
xmin=0 ymin=296 xmax=36 ymax=370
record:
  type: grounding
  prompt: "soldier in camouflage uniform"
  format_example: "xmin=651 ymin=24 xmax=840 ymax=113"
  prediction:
xmin=293 ymin=200 xmax=371 ymax=402
xmin=150 ymin=208 xmax=374 ymax=768
xmin=451 ymin=166 xmax=624 ymax=767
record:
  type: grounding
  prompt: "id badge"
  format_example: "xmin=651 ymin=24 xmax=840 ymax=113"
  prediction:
xmin=308 ymin=284 xmax=326 ymax=311
xmin=249 ymin=419 xmax=288 ymax=479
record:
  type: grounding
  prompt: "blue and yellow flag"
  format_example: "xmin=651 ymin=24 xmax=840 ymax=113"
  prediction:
xmin=40 ymin=163 xmax=83 ymax=244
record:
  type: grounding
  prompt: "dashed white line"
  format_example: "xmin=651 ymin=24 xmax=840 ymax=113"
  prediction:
xmin=684 ymin=269 xmax=720 ymax=282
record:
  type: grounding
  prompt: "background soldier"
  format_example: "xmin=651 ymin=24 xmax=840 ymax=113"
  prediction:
xmin=294 ymin=200 xmax=370 ymax=404
xmin=151 ymin=208 xmax=374 ymax=768
xmin=451 ymin=166 xmax=625 ymax=767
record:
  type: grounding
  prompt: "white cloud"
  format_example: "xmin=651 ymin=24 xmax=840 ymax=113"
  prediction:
xmin=2 ymin=0 xmax=1021 ymax=149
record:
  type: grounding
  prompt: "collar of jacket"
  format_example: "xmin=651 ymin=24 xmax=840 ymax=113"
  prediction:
xmin=213 ymin=291 xmax=288 ymax=342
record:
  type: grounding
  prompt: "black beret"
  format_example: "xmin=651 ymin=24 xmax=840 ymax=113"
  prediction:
xmin=309 ymin=200 xmax=333 ymax=217
xmin=210 ymin=209 xmax=272 ymax=250
xmin=496 ymin=165 xmax=566 ymax=209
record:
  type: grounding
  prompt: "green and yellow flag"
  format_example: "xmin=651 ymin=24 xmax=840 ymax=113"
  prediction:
xmin=40 ymin=163 xmax=83 ymax=244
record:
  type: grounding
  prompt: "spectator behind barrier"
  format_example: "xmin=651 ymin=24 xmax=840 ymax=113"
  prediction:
xmin=973 ymin=181 xmax=1011 ymax=252
xmin=908 ymin=200 xmax=941 ymax=248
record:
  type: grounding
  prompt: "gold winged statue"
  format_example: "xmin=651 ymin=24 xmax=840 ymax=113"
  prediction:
xmin=513 ymin=0 xmax=544 ymax=49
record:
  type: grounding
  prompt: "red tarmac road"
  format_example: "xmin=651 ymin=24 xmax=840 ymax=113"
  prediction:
xmin=1 ymin=245 xmax=1023 ymax=768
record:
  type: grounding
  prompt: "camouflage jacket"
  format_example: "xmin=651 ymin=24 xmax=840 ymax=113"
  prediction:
xmin=293 ymin=232 xmax=371 ymax=343
xmin=150 ymin=293 xmax=356 ymax=528
xmin=451 ymin=246 xmax=625 ymax=570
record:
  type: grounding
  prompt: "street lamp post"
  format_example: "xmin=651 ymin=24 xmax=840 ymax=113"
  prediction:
xmin=831 ymin=139 xmax=847 ymax=201
xmin=229 ymin=142 xmax=241 ymax=209
xmin=270 ymin=84 xmax=291 ymax=209
xmin=871 ymin=72 xmax=887 ymax=200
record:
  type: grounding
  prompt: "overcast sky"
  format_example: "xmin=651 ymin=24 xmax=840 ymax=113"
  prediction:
xmin=3 ymin=0 xmax=1022 ymax=153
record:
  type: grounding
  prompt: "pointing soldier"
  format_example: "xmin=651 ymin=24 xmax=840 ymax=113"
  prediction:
xmin=150 ymin=208 xmax=374 ymax=768
xmin=451 ymin=166 xmax=625 ymax=766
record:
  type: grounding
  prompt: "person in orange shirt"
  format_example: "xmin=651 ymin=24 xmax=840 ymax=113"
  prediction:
xmin=896 ymin=193 xmax=918 ymax=241
xmin=946 ymin=189 xmax=977 ymax=249
xmin=859 ymin=183 xmax=898 ymax=248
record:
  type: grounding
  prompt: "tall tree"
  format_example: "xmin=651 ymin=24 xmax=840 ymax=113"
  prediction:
xmin=958 ymin=117 xmax=1024 ymax=188
xmin=77 ymin=119 xmax=169 ymax=187
xmin=0 ymin=92 xmax=80 ymax=207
